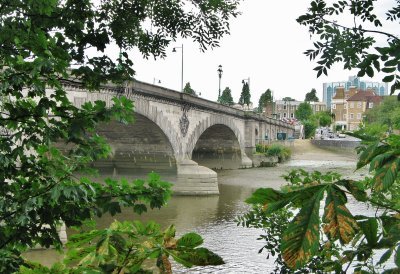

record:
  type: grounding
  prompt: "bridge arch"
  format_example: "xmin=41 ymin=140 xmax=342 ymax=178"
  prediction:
xmin=186 ymin=116 xmax=250 ymax=169
xmin=133 ymin=99 xmax=181 ymax=158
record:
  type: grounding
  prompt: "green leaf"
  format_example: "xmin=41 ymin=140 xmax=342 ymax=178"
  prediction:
xmin=246 ymin=188 xmax=291 ymax=214
xmin=378 ymin=248 xmax=393 ymax=265
xmin=323 ymin=186 xmax=359 ymax=245
xmin=174 ymin=248 xmax=224 ymax=267
xmin=383 ymin=75 xmax=395 ymax=82
xmin=373 ymin=157 xmax=400 ymax=191
xmin=396 ymin=245 xmax=400 ymax=267
xmin=359 ymin=218 xmax=378 ymax=247
xmin=281 ymin=187 xmax=325 ymax=269
xmin=177 ymin=233 xmax=204 ymax=249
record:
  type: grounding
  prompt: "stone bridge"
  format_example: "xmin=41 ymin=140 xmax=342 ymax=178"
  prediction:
xmin=65 ymin=80 xmax=294 ymax=195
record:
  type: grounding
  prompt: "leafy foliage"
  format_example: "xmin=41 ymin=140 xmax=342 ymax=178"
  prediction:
xmin=218 ymin=87 xmax=234 ymax=105
xmin=183 ymin=82 xmax=197 ymax=96
xmin=265 ymin=144 xmax=291 ymax=163
xmin=315 ymin=111 xmax=332 ymax=127
xmin=295 ymin=102 xmax=313 ymax=121
xmin=243 ymin=131 xmax=400 ymax=272
xmin=239 ymin=82 xmax=251 ymax=106
xmin=0 ymin=0 xmax=239 ymax=271
xmin=304 ymin=88 xmax=319 ymax=102
xmin=20 ymin=220 xmax=224 ymax=273
xmin=297 ymin=0 xmax=400 ymax=94
xmin=258 ymin=89 xmax=273 ymax=112
xmin=365 ymin=96 xmax=400 ymax=130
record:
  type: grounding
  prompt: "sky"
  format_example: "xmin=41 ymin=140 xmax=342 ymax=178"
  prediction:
xmin=127 ymin=0 xmax=398 ymax=105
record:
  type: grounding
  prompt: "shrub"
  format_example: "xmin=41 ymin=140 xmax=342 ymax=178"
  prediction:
xmin=256 ymin=143 xmax=269 ymax=153
xmin=266 ymin=144 xmax=291 ymax=163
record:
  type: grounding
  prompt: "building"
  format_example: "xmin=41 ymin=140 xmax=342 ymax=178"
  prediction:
xmin=323 ymin=76 xmax=388 ymax=109
xmin=275 ymin=100 xmax=302 ymax=120
xmin=309 ymin=101 xmax=327 ymax=114
xmin=331 ymin=87 xmax=383 ymax=131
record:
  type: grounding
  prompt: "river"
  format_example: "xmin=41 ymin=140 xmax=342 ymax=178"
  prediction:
xmin=25 ymin=141 xmax=369 ymax=272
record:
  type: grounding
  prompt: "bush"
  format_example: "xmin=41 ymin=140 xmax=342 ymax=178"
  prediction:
xmin=303 ymin=120 xmax=317 ymax=139
xmin=256 ymin=143 xmax=269 ymax=153
xmin=266 ymin=144 xmax=291 ymax=163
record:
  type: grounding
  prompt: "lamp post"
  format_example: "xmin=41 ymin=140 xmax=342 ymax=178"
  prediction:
xmin=217 ymin=65 xmax=223 ymax=100
xmin=242 ymin=77 xmax=250 ymax=90
xmin=172 ymin=44 xmax=184 ymax=92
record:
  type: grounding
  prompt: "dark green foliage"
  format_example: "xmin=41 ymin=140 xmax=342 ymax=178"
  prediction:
xmin=365 ymin=96 xmax=400 ymax=130
xmin=297 ymin=0 xmax=400 ymax=95
xmin=303 ymin=119 xmax=317 ymax=139
xmin=283 ymin=97 xmax=295 ymax=102
xmin=0 ymin=0 xmax=239 ymax=270
xmin=255 ymin=143 xmax=269 ymax=153
xmin=295 ymin=102 xmax=313 ymax=121
xmin=304 ymin=88 xmax=319 ymax=102
xmin=315 ymin=111 xmax=332 ymax=127
xmin=219 ymin=87 xmax=234 ymax=105
xmin=258 ymin=89 xmax=273 ymax=112
xmin=183 ymin=82 xmax=197 ymax=96
xmin=265 ymin=144 xmax=291 ymax=163
xmin=239 ymin=82 xmax=251 ymax=106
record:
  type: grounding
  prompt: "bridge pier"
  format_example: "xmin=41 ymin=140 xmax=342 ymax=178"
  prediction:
xmin=241 ymin=154 xmax=253 ymax=168
xmin=174 ymin=159 xmax=219 ymax=195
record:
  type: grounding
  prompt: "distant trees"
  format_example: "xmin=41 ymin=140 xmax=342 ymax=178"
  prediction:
xmin=183 ymin=82 xmax=197 ymax=96
xmin=365 ymin=96 xmax=400 ymax=130
xmin=239 ymin=82 xmax=251 ymax=106
xmin=282 ymin=97 xmax=295 ymax=102
xmin=295 ymin=102 xmax=313 ymax=121
xmin=304 ymin=88 xmax=319 ymax=102
xmin=315 ymin=111 xmax=332 ymax=127
xmin=219 ymin=87 xmax=234 ymax=105
xmin=258 ymin=89 xmax=273 ymax=113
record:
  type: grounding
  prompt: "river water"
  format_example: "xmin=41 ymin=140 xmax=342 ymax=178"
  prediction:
xmin=26 ymin=148 xmax=371 ymax=273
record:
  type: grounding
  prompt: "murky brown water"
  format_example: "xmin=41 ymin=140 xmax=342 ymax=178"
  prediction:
xmin=25 ymin=153 xmax=369 ymax=272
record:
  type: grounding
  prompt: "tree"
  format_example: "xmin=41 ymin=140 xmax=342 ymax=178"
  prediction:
xmin=295 ymin=102 xmax=313 ymax=121
xmin=0 ymin=0 xmax=239 ymax=271
xmin=258 ymin=89 xmax=273 ymax=112
xmin=239 ymin=82 xmax=251 ymax=106
xmin=304 ymin=88 xmax=319 ymax=102
xmin=219 ymin=87 xmax=234 ymax=105
xmin=365 ymin=96 xmax=400 ymax=130
xmin=297 ymin=0 xmax=400 ymax=94
xmin=282 ymin=97 xmax=295 ymax=102
xmin=183 ymin=82 xmax=197 ymax=96
xmin=315 ymin=111 xmax=332 ymax=127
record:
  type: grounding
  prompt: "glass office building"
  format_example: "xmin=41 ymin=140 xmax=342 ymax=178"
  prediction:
xmin=323 ymin=76 xmax=388 ymax=109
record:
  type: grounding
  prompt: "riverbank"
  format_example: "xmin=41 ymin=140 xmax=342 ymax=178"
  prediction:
xmin=218 ymin=139 xmax=362 ymax=189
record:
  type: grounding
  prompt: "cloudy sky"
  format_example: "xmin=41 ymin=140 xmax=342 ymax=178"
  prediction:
xmin=128 ymin=1 xmax=397 ymax=105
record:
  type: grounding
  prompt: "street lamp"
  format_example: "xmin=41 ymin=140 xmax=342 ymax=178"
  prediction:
xmin=242 ymin=77 xmax=250 ymax=91
xmin=217 ymin=65 xmax=223 ymax=99
xmin=153 ymin=78 xmax=161 ymax=85
xmin=172 ymin=44 xmax=184 ymax=92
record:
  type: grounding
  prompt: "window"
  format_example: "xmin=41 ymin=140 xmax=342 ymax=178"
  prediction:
xmin=283 ymin=104 xmax=287 ymax=110
xmin=290 ymin=113 xmax=294 ymax=118
xmin=350 ymin=102 xmax=354 ymax=108
xmin=343 ymin=114 xmax=347 ymax=119
xmin=283 ymin=112 xmax=287 ymax=118
xmin=332 ymin=104 xmax=336 ymax=109
xmin=357 ymin=113 xmax=361 ymax=119
xmin=316 ymin=105 xmax=319 ymax=111
xmin=357 ymin=102 xmax=362 ymax=108
xmin=369 ymin=102 xmax=374 ymax=108
xmin=350 ymin=113 xmax=354 ymax=119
